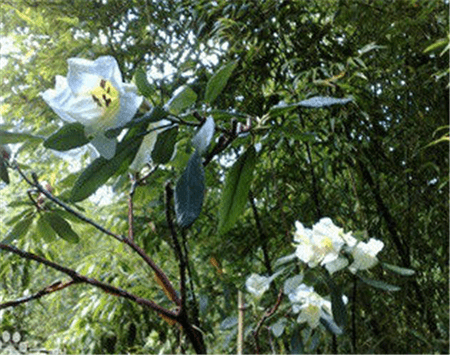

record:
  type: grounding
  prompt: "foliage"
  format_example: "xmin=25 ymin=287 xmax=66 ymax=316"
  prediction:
xmin=0 ymin=0 xmax=448 ymax=354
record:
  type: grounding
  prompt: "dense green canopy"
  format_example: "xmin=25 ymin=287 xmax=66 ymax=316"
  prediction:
xmin=0 ymin=0 xmax=448 ymax=353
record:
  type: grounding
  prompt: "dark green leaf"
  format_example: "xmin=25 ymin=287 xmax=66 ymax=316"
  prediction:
xmin=166 ymin=85 xmax=197 ymax=114
xmin=70 ymin=135 xmax=142 ymax=202
xmin=205 ymin=61 xmax=238 ymax=104
xmin=327 ymin=277 xmax=347 ymax=328
xmin=36 ymin=215 xmax=57 ymax=242
xmin=2 ymin=212 xmax=34 ymax=244
xmin=151 ymin=126 xmax=178 ymax=165
xmin=0 ymin=159 xmax=9 ymax=184
xmin=320 ymin=314 xmax=343 ymax=335
xmin=290 ymin=325 xmax=303 ymax=354
xmin=218 ymin=146 xmax=256 ymax=235
xmin=134 ymin=67 xmax=154 ymax=98
xmin=381 ymin=262 xmax=416 ymax=276
xmin=175 ymin=150 xmax=205 ymax=228
xmin=43 ymin=212 xmax=79 ymax=243
xmin=44 ymin=123 xmax=90 ymax=151
xmin=0 ymin=130 xmax=43 ymax=144
xmin=358 ymin=275 xmax=401 ymax=291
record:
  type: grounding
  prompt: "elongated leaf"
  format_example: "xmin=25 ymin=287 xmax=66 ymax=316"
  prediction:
xmin=0 ymin=130 xmax=43 ymax=144
xmin=166 ymin=85 xmax=197 ymax=114
xmin=175 ymin=150 xmax=205 ymax=228
xmin=1 ymin=213 xmax=34 ymax=244
xmin=320 ymin=314 xmax=343 ymax=336
xmin=327 ymin=277 xmax=347 ymax=328
xmin=134 ymin=67 xmax=154 ymax=98
xmin=36 ymin=215 xmax=57 ymax=242
xmin=43 ymin=212 xmax=79 ymax=243
xmin=151 ymin=126 xmax=178 ymax=164
xmin=298 ymin=96 xmax=353 ymax=108
xmin=44 ymin=122 xmax=90 ymax=151
xmin=218 ymin=146 xmax=256 ymax=235
xmin=205 ymin=61 xmax=238 ymax=104
xmin=381 ymin=262 xmax=416 ymax=276
xmin=71 ymin=135 xmax=142 ymax=202
xmin=268 ymin=96 xmax=353 ymax=117
xmin=358 ymin=275 xmax=401 ymax=291
xmin=0 ymin=159 xmax=9 ymax=184
xmin=192 ymin=116 xmax=215 ymax=155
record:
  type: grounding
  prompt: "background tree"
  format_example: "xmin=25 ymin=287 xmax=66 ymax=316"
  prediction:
xmin=1 ymin=0 xmax=448 ymax=353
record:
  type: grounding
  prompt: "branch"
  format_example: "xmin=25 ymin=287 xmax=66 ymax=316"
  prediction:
xmin=0 ymin=243 xmax=178 ymax=320
xmin=14 ymin=166 xmax=181 ymax=307
xmin=0 ymin=280 xmax=77 ymax=309
xmin=253 ymin=288 xmax=284 ymax=354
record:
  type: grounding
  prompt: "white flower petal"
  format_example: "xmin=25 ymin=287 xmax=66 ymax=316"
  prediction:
xmin=246 ymin=273 xmax=271 ymax=298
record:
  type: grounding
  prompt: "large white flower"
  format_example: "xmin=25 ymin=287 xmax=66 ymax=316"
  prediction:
xmin=294 ymin=218 xmax=348 ymax=273
xmin=288 ymin=284 xmax=332 ymax=329
xmin=41 ymin=56 xmax=143 ymax=159
xmin=348 ymin=238 xmax=384 ymax=273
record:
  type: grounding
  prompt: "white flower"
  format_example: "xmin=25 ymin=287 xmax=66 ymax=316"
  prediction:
xmin=41 ymin=56 xmax=143 ymax=159
xmin=293 ymin=218 xmax=347 ymax=273
xmin=288 ymin=284 xmax=332 ymax=329
xmin=348 ymin=238 xmax=384 ymax=273
xmin=246 ymin=273 xmax=271 ymax=298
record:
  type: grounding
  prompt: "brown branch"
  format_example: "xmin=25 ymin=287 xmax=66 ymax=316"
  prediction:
xmin=0 ymin=243 xmax=178 ymax=320
xmin=0 ymin=280 xmax=77 ymax=309
xmin=14 ymin=166 xmax=181 ymax=307
xmin=253 ymin=288 xmax=284 ymax=354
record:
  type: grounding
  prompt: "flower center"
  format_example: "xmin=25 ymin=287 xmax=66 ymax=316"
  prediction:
xmin=90 ymin=79 xmax=120 ymax=128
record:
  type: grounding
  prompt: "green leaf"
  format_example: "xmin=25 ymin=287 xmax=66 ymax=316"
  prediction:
xmin=134 ymin=67 xmax=154 ymax=98
xmin=358 ymin=275 xmax=401 ymax=291
xmin=151 ymin=126 xmax=178 ymax=164
xmin=268 ymin=96 xmax=353 ymax=117
xmin=205 ymin=61 xmax=238 ymax=104
xmin=0 ymin=130 xmax=43 ymax=144
xmin=320 ymin=314 xmax=343 ymax=336
xmin=36 ymin=215 xmax=57 ymax=242
xmin=71 ymin=135 xmax=142 ymax=202
xmin=43 ymin=212 xmax=79 ymax=243
xmin=381 ymin=262 xmax=416 ymax=276
xmin=174 ymin=150 xmax=205 ymax=228
xmin=327 ymin=277 xmax=347 ymax=328
xmin=44 ymin=122 xmax=90 ymax=151
xmin=218 ymin=146 xmax=256 ymax=235
xmin=2 ymin=212 xmax=35 ymax=244
xmin=0 ymin=159 xmax=9 ymax=184
xmin=166 ymin=85 xmax=197 ymax=114
xmin=192 ymin=116 xmax=215 ymax=155
xmin=271 ymin=318 xmax=287 ymax=338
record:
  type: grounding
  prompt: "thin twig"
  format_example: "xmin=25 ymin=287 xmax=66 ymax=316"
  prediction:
xmin=0 ymin=243 xmax=178 ymax=320
xmin=15 ymin=165 xmax=181 ymax=307
xmin=254 ymin=288 xmax=284 ymax=354
xmin=0 ymin=280 xmax=77 ymax=309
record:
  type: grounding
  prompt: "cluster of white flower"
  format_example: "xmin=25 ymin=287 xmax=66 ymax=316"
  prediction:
xmin=294 ymin=218 xmax=384 ymax=274
xmin=246 ymin=218 xmax=384 ymax=330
